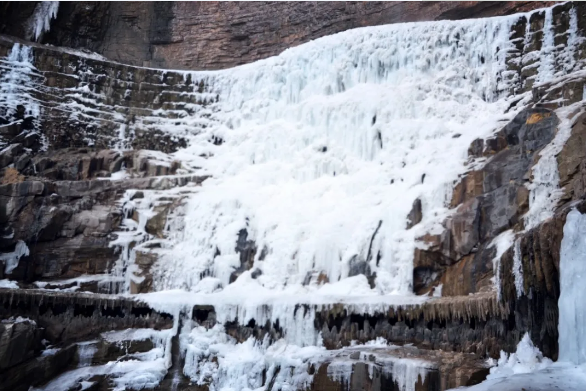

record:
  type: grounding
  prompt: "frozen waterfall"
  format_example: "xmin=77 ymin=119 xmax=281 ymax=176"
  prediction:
xmin=559 ymin=209 xmax=586 ymax=364
xmin=151 ymin=14 xmax=522 ymax=299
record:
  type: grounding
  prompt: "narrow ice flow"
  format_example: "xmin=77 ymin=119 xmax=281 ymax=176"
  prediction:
xmin=77 ymin=342 xmax=98 ymax=368
xmin=512 ymin=239 xmax=524 ymax=298
xmin=26 ymin=1 xmax=60 ymax=41
xmin=524 ymin=103 xmax=585 ymax=231
xmin=559 ymin=209 xmax=586 ymax=364
xmin=154 ymin=14 xmax=523 ymax=299
xmin=0 ymin=44 xmax=42 ymax=147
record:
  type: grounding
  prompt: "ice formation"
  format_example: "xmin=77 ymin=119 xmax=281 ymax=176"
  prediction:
xmin=153 ymin=13 xmax=521 ymax=300
xmin=559 ymin=209 xmax=586 ymax=365
xmin=26 ymin=1 xmax=60 ymax=41
xmin=512 ymin=239 xmax=524 ymax=298
xmin=3 ymin=3 xmax=586 ymax=390
xmin=77 ymin=342 xmax=98 ymax=368
xmin=0 ymin=240 xmax=30 ymax=274
xmin=0 ymin=44 xmax=41 ymax=148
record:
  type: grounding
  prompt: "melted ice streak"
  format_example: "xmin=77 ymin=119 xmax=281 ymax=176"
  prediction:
xmin=155 ymin=16 xmax=520 ymax=297
xmin=559 ymin=209 xmax=586 ymax=364
xmin=27 ymin=1 xmax=60 ymax=41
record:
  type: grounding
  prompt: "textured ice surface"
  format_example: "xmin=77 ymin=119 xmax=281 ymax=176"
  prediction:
xmin=559 ymin=209 xmax=586 ymax=364
xmin=27 ymin=1 xmax=59 ymax=41
xmin=153 ymin=12 xmax=522 ymax=299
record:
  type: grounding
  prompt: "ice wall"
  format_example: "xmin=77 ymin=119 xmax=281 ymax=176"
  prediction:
xmin=559 ymin=209 xmax=586 ymax=364
xmin=153 ymin=15 xmax=521 ymax=297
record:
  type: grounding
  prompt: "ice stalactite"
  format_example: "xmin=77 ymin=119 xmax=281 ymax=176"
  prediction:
xmin=559 ymin=209 xmax=586 ymax=364
xmin=26 ymin=2 xmax=60 ymax=42
xmin=512 ymin=238 xmax=524 ymax=298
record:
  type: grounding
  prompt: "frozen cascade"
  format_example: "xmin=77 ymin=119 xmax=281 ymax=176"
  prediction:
xmin=559 ymin=209 xmax=586 ymax=364
xmin=77 ymin=342 xmax=98 ymax=368
xmin=138 ymin=8 xmax=583 ymax=390
xmin=153 ymin=13 xmax=522 ymax=299
xmin=26 ymin=1 xmax=60 ymax=41
xmin=0 ymin=44 xmax=43 ymax=148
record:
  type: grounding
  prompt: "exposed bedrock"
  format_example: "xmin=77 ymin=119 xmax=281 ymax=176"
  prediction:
xmin=1 ymin=1 xmax=559 ymax=70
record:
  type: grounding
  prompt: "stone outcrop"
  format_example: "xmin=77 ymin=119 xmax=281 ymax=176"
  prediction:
xmin=414 ymin=107 xmax=559 ymax=296
xmin=1 ymin=2 xmax=559 ymax=70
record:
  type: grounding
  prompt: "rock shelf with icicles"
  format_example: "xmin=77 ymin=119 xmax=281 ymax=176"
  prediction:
xmin=2 ymin=3 xmax=586 ymax=391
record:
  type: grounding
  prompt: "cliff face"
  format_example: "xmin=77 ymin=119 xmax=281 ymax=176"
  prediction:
xmin=2 ymin=1 xmax=558 ymax=70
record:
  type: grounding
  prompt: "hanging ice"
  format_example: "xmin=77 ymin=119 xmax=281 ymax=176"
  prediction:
xmin=26 ymin=1 xmax=60 ymax=41
xmin=559 ymin=209 xmax=586 ymax=365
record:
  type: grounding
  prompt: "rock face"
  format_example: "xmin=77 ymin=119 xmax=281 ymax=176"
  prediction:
xmin=2 ymin=1 xmax=558 ymax=70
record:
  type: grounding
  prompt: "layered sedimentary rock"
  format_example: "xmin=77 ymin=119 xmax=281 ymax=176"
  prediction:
xmin=1 ymin=1 xmax=558 ymax=70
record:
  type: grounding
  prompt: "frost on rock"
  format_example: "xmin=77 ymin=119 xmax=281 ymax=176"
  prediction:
xmin=33 ymin=328 xmax=175 ymax=391
xmin=26 ymin=1 xmax=60 ymax=41
xmin=559 ymin=209 xmax=586 ymax=365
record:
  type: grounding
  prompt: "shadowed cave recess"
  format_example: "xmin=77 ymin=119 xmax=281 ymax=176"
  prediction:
xmin=2 ymin=1 xmax=586 ymax=391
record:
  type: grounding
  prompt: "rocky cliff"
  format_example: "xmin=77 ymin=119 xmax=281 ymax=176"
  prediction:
xmin=2 ymin=1 xmax=558 ymax=69
xmin=1 ymin=2 xmax=586 ymax=391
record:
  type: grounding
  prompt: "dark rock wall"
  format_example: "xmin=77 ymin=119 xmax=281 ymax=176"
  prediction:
xmin=1 ymin=1 xmax=559 ymax=70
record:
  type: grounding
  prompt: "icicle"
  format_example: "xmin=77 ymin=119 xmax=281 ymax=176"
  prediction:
xmin=559 ymin=209 xmax=586 ymax=364
xmin=512 ymin=238 xmax=524 ymax=298
xmin=26 ymin=2 xmax=60 ymax=41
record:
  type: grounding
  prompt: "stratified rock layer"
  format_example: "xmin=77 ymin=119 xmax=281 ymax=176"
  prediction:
xmin=2 ymin=1 xmax=558 ymax=70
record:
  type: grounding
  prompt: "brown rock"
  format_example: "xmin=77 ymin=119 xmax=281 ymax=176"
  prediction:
xmin=2 ymin=2 xmax=559 ymax=70
xmin=557 ymin=112 xmax=586 ymax=202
